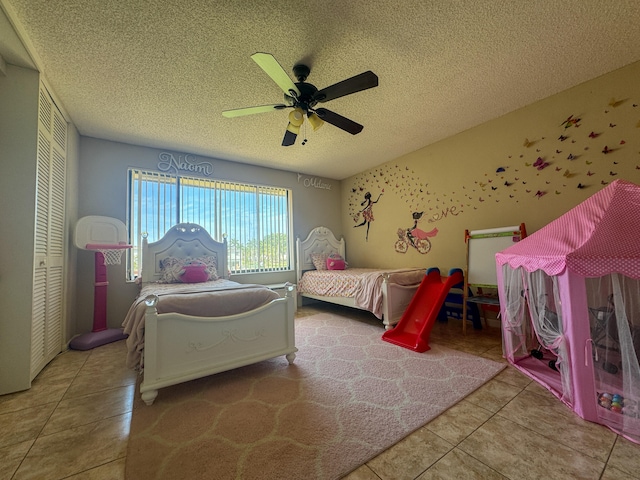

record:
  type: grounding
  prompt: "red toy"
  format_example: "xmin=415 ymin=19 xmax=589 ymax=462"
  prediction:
xmin=382 ymin=268 xmax=463 ymax=352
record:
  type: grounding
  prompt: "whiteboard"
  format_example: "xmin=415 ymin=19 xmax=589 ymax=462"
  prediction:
xmin=467 ymin=225 xmax=524 ymax=287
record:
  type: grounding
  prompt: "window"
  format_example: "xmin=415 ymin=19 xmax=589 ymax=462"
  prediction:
xmin=127 ymin=169 xmax=292 ymax=280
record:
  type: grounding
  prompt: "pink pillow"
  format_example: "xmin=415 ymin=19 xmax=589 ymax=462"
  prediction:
xmin=159 ymin=256 xmax=219 ymax=283
xmin=180 ymin=262 xmax=209 ymax=283
xmin=326 ymin=253 xmax=346 ymax=270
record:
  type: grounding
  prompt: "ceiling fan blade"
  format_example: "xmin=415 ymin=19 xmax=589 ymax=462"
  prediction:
xmin=222 ymin=104 xmax=288 ymax=118
xmin=313 ymin=71 xmax=378 ymax=103
xmin=282 ymin=127 xmax=297 ymax=146
xmin=251 ymin=53 xmax=301 ymax=98
xmin=315 ymin=108 xmax=364 ymax=135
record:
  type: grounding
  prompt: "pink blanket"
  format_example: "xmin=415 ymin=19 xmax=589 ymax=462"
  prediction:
xmin=122 ymin=280 xmax=280 ymax=369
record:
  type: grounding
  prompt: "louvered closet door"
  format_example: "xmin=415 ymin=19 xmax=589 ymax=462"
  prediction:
xmin=31 ymin=83 xmax=66 ymax=380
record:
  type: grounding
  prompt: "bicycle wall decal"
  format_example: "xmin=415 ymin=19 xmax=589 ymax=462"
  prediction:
xmin=394 ymin=212 xmax=438 ymax=254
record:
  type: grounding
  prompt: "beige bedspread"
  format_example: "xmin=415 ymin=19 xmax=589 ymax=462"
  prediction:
xmin=297 ymin=268 xmax=425 ymax=318
xmin=122 ymin=279 xmax=280 ymax=369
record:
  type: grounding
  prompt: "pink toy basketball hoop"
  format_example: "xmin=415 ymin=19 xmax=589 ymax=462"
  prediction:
xmin=71 ymin=217 xmax=132 ymax=350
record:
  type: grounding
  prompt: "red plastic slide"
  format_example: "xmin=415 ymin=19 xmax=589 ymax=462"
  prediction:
xmin=382 ymin=268 xmax=463 ymax=352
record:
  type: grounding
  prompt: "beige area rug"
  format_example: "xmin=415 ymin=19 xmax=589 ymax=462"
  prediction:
xmin=125 ymin=312 xmax=505 ymax=480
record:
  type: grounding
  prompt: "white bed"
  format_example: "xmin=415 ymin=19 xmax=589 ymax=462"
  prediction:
xmin=122 ymin=223 xmax=296 ymax=406
xmin=296 ymin=226 xmax=425 ymax=329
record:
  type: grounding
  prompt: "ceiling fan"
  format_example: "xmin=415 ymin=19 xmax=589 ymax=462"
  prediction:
xmin=222 ymin=53 xmax=378 ymax=146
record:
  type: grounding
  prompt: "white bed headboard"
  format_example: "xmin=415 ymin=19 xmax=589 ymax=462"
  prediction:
xmin=142 ymin=223 xmax=228 ymax=285
xmin=296 ymin=226 xmax=346 ymax=281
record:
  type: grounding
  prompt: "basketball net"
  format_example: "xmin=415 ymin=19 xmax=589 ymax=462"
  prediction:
xmin=97 ymin=248 xmax=125 ymax=265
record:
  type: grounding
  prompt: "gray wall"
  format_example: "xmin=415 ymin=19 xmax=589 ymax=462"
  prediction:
xmin=75 ymin=137 xmax=342 ymax=333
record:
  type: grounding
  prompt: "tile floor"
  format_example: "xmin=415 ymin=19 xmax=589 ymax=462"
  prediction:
xmin=1 ymin=302 xmax=639 ymax=479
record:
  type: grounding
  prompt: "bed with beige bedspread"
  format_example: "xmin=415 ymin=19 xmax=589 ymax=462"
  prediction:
xmin=123 ymin=223 xmax=296 ymax=405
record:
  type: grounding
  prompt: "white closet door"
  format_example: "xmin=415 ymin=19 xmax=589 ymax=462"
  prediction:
xmin=31 ymin=83 xmax=66 ymax=380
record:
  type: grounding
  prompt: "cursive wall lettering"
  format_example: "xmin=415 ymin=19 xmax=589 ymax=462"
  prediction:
xmin=297 ymin=173 xmax=332 ymax=190
xmin=157 ymin=152 xmax=213 ymax=176
xmin=429 ymin=206 xmax=461 ymax=222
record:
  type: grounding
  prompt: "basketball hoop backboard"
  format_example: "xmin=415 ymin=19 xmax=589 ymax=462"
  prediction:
xmin=75 ymin=216 xmax=128 ymax=250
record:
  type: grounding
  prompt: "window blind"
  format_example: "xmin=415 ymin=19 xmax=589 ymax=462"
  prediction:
xmin=127 ymin=169 xmax=292 ymax=279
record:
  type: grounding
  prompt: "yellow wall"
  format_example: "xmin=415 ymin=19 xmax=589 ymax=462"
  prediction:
xmin=341 ymin=61 xmax=640 ymax=273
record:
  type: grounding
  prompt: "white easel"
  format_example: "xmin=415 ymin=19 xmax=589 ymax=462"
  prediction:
xmin=462 ymin=224 xmax=527 ymax=335
xmin=70 ymin=216 xmax=132 ymax=350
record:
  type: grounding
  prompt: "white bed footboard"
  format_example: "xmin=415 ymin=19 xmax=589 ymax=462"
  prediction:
xmin=140 ymin=286 xmax=297 ymax=406
xmin=380 ymin=273 xmax=421 ymax=329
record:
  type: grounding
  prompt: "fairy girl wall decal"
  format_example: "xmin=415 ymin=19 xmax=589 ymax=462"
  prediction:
xmin=354 ymin=191 xmax=382 ymax=241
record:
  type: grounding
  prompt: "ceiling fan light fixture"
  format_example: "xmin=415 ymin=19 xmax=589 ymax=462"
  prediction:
xmin=288 ymin=107 xmax=304 ymax=127
xmin=307 ymin=112 xmax=324 ymax=131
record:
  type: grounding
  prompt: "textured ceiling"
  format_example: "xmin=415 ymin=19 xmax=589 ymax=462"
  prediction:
xmin=2 ymin=1 xmax=640 ymax=180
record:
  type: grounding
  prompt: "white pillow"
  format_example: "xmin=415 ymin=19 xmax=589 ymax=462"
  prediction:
xmin=310 ymin=253 xmax=328 ymax=270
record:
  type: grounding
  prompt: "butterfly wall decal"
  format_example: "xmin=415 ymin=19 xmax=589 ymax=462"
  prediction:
xmin=560 ymin=115 xmax=581 ymax=128
xmin=533 ymin=157 xmax=543 ymax=167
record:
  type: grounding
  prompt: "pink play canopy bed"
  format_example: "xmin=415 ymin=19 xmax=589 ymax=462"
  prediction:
xmin=496 ymin=179 xmax=640 ymax=443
